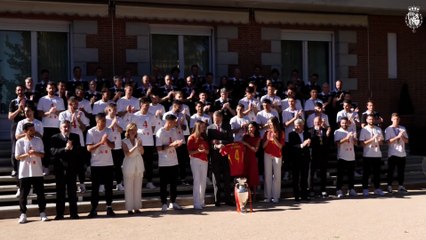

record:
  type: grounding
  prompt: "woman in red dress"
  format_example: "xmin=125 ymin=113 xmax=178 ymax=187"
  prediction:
xmin=242 ymin=122 xmax=261 ymax=196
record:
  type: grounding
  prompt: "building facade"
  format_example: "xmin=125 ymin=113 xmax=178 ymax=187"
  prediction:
xmin=0 ymin=0 xmax=425 ymax=142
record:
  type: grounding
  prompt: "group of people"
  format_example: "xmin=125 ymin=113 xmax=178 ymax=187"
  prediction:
xmin=8 ymin=65 xmax=409 ymax=224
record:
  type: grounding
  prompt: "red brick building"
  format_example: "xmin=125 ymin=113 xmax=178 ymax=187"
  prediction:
xmin=0 ymin=0 xmax=425 ymax=149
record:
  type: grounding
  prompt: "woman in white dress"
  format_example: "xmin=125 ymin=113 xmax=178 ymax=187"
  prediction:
xmin=122 ymin=123 xmax=145 ymax=214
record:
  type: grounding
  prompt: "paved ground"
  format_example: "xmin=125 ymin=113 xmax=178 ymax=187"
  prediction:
xmin=2 ymin=190 xmax=426 ymax=240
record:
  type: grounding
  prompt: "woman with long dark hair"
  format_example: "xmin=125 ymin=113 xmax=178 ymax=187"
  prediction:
xmin=242 ymin=122 xmax=261 ymax=195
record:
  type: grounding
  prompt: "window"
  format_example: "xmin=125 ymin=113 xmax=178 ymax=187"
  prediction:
xmin=0 ymin=20 xmax=69 ymax=113
xmin=281 ymin=30 xmax=334 ymax=86
xmin=151 ymin=25 xmax=212 ymax=77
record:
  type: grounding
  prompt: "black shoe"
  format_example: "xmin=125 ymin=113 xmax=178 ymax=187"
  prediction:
xmin=215 ymin=202 xmax=221 ymax=207
xmin=128 ymin=211 xmax=134 ymax=215
xmin=301 ymin=196 xmax=311 ymax=201
xmin=106 ymin=207 xmax=116 ymax=217
xmin=134 ymin=209 xmax=141 ymax=214
xmin=225 ymin=201 xmax=235 ymax=206
xmin=180 ymin=180 xmax=190 ymax=186
xmin=54 ymin=215 xmax=64 ymax=220
xmin=295 ymin=197 xmax=300 ymax=202
xmin=70 ymin=214 xmax=80 ymax=219
xmin=87 ymin=210 xmax=97 ymax=218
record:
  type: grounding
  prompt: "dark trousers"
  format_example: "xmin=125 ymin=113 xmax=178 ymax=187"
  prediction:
xmin=78 ymin=150 xmax=90 ymax=184
xmin=142 ymin=146 xmax=156 ymax=182
xmin=387 ymin=156 xmax=406 ymax=186
xmin=282 ymin=145 xmax=292 ymax=173
xmin=336 ymin=159 xmax=355 ymax=190
xmin=211 ymin=154 xmax=232 ymax=204
xmin=310 ymin=149 xmax=328 ymax=192
xmin=159 ymin=165 xmax=179 ymax=204
xmin=10 ymin=123 xmax=18 ymax=172
xmin=55 ymin=168 xmax=78 ymax=216
xmin=112 ymin=149 xmax=124 ymax=184
xmin=19 ymin=177 xmax=46 ymax=214
xmin=90 ymin=166 xmax=114 ymax=210
xmin=43 ymin=127 xmax=60 ymax=167
xmin=176 ymin=144 xmax=189 ymax=180
xmin=362 ymin=157 xmax=382 ymax=189
xmin=292 ymin=156 xmax=310 ymax=199
xmin=257 ymin=147 xmax=265 ymax=177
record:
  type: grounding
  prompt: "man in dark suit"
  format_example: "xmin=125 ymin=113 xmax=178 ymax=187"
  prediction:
xmin=289 ymin=119 xmax=311 ymax=201
xmin=207 ymin=111 xmax=234 ymax=206
xmin=51 ymin=120 xmax=81 ymax=219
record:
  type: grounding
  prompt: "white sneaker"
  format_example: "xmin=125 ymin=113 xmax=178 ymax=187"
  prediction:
xmin=43 ymin=167 xmax=49 ymax=176
xmin=161 ymin=204 xmax=168 ymax=213
xmin=40 ymin=212 xmax=49 ymax=222
xmin=363 ymin=189 xmax=369 ymax=197
xmin=349 ymin=189 xmax=358 ymax=197
xmin=169 ymin=202 xmax=183 ymax=210
xmin=29 ymin=188 xmax=34 ymax=196
xmin=15 ymin=188 xmax=21 ymax=198
xmin=78 ymin=183 xmax=86 ymax=193
xmin=374 ymin=188 xmax=385 ymax=196
xmin=336 ymin=190 xmax=344 ymax=198
xmin=18 ymin=213 xmax=27 ymax=224
xmin=116 ymin=183 xmax=125 ymax=191
xmin=99 ymin=185 xmax=105 ymax=193
xmin=398 ymin=186 xmax=408 ymax=193
xmin=146 ymin=182 xmax=156 ymax=189
xmin=387 ymin=185 xmax=393 ymax=193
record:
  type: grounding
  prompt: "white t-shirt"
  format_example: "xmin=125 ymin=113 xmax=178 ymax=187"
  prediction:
xmin=336 ymin=110 xmax=359 ymax=133
xmin=334 ymin=128 xmax=356 ymax=161
xmin=230 ymin=115 xmax=250 ymax=142
xmin=132 ymin=112 xmax=155 ymax=146
xmin=59 ymin=110 xmax=90 ymax=146
xmin=260 ymin=95 xmax=282 ymax=110
xmin=359 ymin=126 xmax=383 ymax=158
xmin=190 ymin=113 xmax=211 ymax=129
xmin=385 ymin=125 xmax=408 ymax=157
xmin=306 ymin=113 xmax=330 ymax=129
xmin=281 ymin=98 xmax=303 ymax=111
xmin=304 ymin=98 xmax=323 ymax=113
xmin=156 ymin=127 xmax=179 ymax=167
xmin=168 ymin=104 xmax=191 ymax=136
xmin=15 ymin=137 xmax=44 ymax=179
xmin=15 ymin=119 xmax=44 ymax=137
xmin=117 ymin=96 xmax=140 ymax=126
xmin=78 ymin=98 xmax=92 ymax=114
xmin=282 ymin=107 xmax=305 ymax=141
xmin=238 ymin=97 xmax=260 ymax=122
xmin=86 ymin=127 xmax=114 ymax=166
xmin=92 ymin=99 xmax=114 ymax=115
xmin=37 ymin=95 xmax=65 ymax=128
xmin=148 ymin=103 xmax=165 ymax=134
xmin=106 ymin=116 xmax=125 ymax=150
xmin=163 ymin=110 xmax=186 ymax=142
xmin=256 ymin=109 xmax=279 ymax=138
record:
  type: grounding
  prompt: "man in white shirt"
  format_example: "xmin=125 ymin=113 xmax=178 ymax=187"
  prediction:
xmin=149 ymin=92 xmax=166 ymax=135
xmin=117 ymin=84 xmax=140 ymax=125
xmin=304 ymin=89 xmax=323 ymax=117
xmin=306 ymin=102 xmax=330 ymax=130
xmin=359 ymin=114 xmax=384 ymax=196
xmin=92 ymin=88 xmax=114 ymax=116
xmin=37 ymin=82 xmax=65 ymax=175
xmin=16 ymin=105 xmax=44 ymax=140
xmin=336 ymin=100 xmax=359 ymax=133
xmin=281 ymin=87 xmax=303 ymax=111
xmin=156 ymin=114 xmax=184 ymax=212
xmin=385 ymin=113 xmax=409 ymax=193
xmin=15 ymin=122 xmax=48 ymax=223
xmin=260 ymin=84 xmax=282 ymax=113
xmin=334 ymin=117 xmax=358 ymax=198
xmin=190 ymin=101 xmax=211 ymax=130
xmin=257 ymin=99 xmax=279 ymax=138
xmin=230 ymin=103 xmax=250 ymax=142
xmin=133 ymin=97 xmax=157 ymax=189
xmin=238 ymin=86 xmax=260 ymax=122
xmin=86 ymin=113 xmax=116 ymax=217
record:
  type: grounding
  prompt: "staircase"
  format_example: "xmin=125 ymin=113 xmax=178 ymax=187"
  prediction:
xmin=0 ymin=140 xmax=425 ymax=219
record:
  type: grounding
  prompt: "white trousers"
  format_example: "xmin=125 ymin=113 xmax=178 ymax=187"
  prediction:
xmin=264 ymin=153 xmax=282 ymax=200
xmin=190 ymin=157 xmax=208 ymax=208
xmin=122 ymin=156 xmax=144 ymax=211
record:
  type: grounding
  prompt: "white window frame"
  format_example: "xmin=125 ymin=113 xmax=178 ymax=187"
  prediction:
xmin=149 ymin=24 xmax=214 ymax=78
xmin=281 ymin=30 xmax=335 ymax=84
xmin=0 ymin=19 xmax=71 ymax=83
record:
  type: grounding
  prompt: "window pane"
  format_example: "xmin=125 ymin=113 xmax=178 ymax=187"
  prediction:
xmin=0 ymin=31 xmax=31 ymax=113
xmin=282 ymin=40 xmax=303 ymax=83
xmin=152 ymin=34 xmax=178 ymax=75
xmin=38 ymin=32 xmax=68 ymax=82
xmin=183 ymin=36 xmax=209 ymax=76
xmin=308 ymin=41 xmax=329 ymax=85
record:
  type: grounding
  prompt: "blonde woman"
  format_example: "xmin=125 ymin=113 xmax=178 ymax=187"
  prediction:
xmin=122 ymin=123 xmax=145 ymax=214
xmin=187 ymin=120 xmax=209 ymax=210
